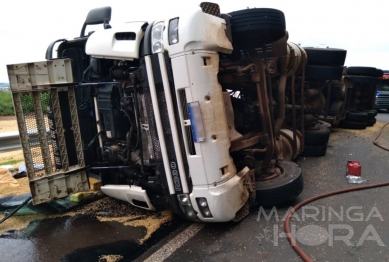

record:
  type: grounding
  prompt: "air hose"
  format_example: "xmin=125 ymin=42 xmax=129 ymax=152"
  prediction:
xmin=373 ymin=121 xmax=389 ymax=151
xmin=286 ymin=120 xmax=389 ymax=261
xmin=0 ymin=196 xmax=32 ymax=225
xmin=284 ymin=182 xmax=389 ymax=262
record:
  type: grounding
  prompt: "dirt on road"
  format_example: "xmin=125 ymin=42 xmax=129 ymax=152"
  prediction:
xmin=0 ymin=116 xmax=17 ymax=133
xmin=0 ymin=116 xmax=24 ymax=169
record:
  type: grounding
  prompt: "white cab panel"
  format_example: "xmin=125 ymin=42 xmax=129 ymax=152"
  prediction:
xmin=86 ymin=22 xmax=146 ymax=60
xmin=171 ymin=52 xmax=236 ymax=186
xmin=162 ymin=7 xmax=233 ymax=56
xmin=101 ymin=185 xmax=156 ymax=211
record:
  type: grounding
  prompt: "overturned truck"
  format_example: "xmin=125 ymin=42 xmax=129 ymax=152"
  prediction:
xmin=7 ymin=3 xmax=309 ymax=222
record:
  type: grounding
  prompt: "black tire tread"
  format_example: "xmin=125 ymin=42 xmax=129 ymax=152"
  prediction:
xmin=304 ymin=125 xmax=331 ymax=146
xmin=339 ymin=120 xmax=367 ymax=129
xmin=256 ymin=161 xmax=303 ymax=206
xmin=301 ymin=143 xmax=328 ymax=157
xmin=345 ymin=112 xmax=369 ymax=122
xmin=346 ymin=67 xmax=377 ymax=76
xmin=229 ymin=8 xmax=286 ymax=45
xmin=305 ymin=65 xmax=344 ymax=81
xmin=349 ymin=75 xmax=377 ymax=85
xmin=366 ymin=118 xmax=376 ymax=127
xmin=304 ymin=47 xmax=347 ymax=66
xmin=363 ymin=110 xmax=377 ymax=119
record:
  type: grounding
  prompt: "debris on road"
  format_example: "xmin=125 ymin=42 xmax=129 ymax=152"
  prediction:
xmin=0 ymin=196 xmax=173 ymax=245
xmin=0 ymin=165 xmax=14 ymax=172
xmin=98 ymin=254 xmax=124 ymax=262
xmin=0 ymin=168 xmax=20 ymax=189
xmin=346 ymin=175 xmax=369 ymax=184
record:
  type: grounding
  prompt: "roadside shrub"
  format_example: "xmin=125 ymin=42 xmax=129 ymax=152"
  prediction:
xmin=0 ymin=90 xmax=51 ymax=116
xmin=0 ymin=90 xmax=14 ymax=115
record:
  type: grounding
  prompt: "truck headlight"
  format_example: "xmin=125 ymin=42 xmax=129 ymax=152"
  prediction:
xmin=177 ymin=194 xmax=198 ymax=220
xmin=196 ymin=197 xmax=213 ymax=218
xmin=151 ymin=22 xmax=164 ymax=53
xmin=168 ymin=18 xmax=179 ymax=45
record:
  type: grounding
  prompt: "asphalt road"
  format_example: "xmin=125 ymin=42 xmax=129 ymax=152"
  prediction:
xmin=139 ymin=111 xmax=389 ymax=262
xmin=0 ymin=112 xmax=388 ymax=262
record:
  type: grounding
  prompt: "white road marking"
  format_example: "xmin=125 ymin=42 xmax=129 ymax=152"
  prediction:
xmin=143 ymin=223 xmax=205 ymax=262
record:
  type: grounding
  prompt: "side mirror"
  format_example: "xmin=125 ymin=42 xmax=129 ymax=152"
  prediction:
xmin=80 ymin=6 xmax=112 ymax=37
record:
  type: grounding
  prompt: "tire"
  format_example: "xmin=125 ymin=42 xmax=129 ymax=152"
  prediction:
xmin=303 ymin=47 xmax=347 ymax=66
xmin=301 ymin=143 xmax=328 ymax=157
xmin=363 ymin=110 xmax=377 ymax=119
xmin=345 ymin=112 xmax=369 ymax=122
xmin=304 ymin=124 xmax=331 ymax=146
xmin=339 ymin=120 xmax=367 ymax=129
xmin=229 ymin=8 xmax=286 ymax=45
xmin=346 ymin=67 xmax=377 ymax=76
xmin=305 ymin=65 xmax=344 ymax=81
xmin=256 ymin=160 xmax=303 ymax=207
xmin=375 ymin=69 xmax=384 ymax=77
xmin=366 ymin=118 xmax=376 ymax=127
xmin=349 ymin=75 xmax=377 ymax=85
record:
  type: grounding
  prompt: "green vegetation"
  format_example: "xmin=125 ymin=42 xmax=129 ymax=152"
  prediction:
xmin=0 ymin=159 xmax=23 ymax=166
xmin=0 ymin=90 xmax=14 ymax=115
xmin=0 ymin=90 xmax=51 ymax=116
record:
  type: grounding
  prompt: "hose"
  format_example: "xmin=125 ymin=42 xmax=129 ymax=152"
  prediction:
xmin=373 ymin=121 xmax=389 ymax=151
xmin=284 ymin=181 xmax=389 ymax=262
xmin=0 ymin=196 xmax=32 ymax=225
xmin=87 ymin=130 xmax=105 ymax=148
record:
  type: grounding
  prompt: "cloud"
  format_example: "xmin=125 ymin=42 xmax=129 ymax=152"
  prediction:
xmin=1 ymin=0 xmax=388 ymax=82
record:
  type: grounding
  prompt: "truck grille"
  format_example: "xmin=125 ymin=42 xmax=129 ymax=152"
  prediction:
xmin=142 ymin=88 xmax=162 ymax=160
xmin=376 ymin=94 xmax=389 ymax=106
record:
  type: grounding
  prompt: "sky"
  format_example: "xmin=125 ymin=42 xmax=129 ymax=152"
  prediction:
xmin=0 ymin=0 xmax=388 ymax=82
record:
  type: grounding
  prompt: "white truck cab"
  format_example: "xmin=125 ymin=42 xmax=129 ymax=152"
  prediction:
xmin=7 ymin=3 xmax=304 ymax=222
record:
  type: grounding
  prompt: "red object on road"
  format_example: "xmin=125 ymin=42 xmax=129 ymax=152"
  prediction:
xmin=347 ymin=160 xmax=361 ymax=176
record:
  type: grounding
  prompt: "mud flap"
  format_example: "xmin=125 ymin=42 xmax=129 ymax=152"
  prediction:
xmin=233 ymin=168 xmax=255 ymax=222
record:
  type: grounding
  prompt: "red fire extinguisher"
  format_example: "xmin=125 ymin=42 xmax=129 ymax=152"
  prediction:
xmin=346 ymin=160 xmax=361 ymax=176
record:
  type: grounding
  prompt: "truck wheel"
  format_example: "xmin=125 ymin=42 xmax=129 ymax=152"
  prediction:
xmin=345 ymin=112 xmax=369 ymax=122
xmin=303 ymin=47 xmax=347 ymax=66
xmin=301 ymin=143 xmax=328 ymax=157
xmin=375 ymin=69 xmax=384 ymax=77
xmin=366 ymin=118 xmax=376 ymax=126
xmin=339 ymin=120 xmax=367 ymax=129
xmin=305 ymin=65 xmax=344 ymax=81
xmin=346 ymin=67 xmax=377 ymax=76
xmin=363 ymin=110 xmax=377 ymax=119
xmin=375 ymin=78 xmax=382 ymax=85
xmin=229 ymin=8 xmax=286 ymax=45
xmin=255 ymin=160 xmax=303 ymax=207
xmin=304 ymin=124 xmax=331 ymax=146
xmin=349 ymin=75 xmax=377 ymax=85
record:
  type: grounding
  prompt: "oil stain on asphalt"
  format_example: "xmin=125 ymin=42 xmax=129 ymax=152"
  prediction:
xmin=0 ymin=197 xmax=182 ymax=261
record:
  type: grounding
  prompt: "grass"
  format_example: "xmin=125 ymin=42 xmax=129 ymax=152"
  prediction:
xmin=0 ymin=90 xmax=51 ymax=116
xmin=0 ymin=90 xmax=14 ymax=115
xmin=0 ymin=159 xmax=23 ymax=166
